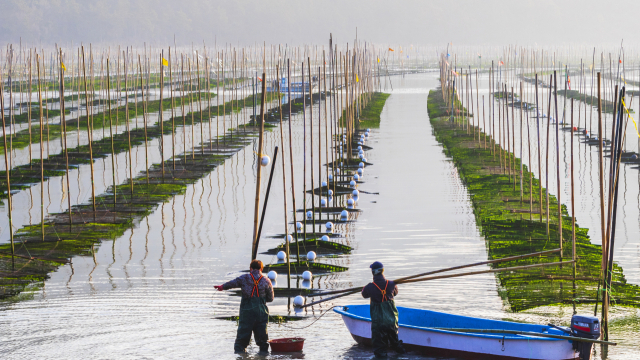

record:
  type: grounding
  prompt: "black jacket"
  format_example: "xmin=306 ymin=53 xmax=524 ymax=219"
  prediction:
xmin=361 ymin=273 xmax=398 ymax=303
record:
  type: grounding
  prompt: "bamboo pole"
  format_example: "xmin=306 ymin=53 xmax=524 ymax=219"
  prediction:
xmin=287 ymin=60 xmax=300 ymax=260
xmin=124 ymin=52 xmax=133 ymax=197
xmin=251 ymin=71 xmax=267 ymax=260
xmin=36 ymin=54 xmax=44 ymax=240
xmin=302 ymin=260 xmax=574 ymax=308
xmin=0 ymin=56 xmax=14 ymax=259
xmin=169 ymin=47 xmax=176 ymax=170
xmin=309 ymin=248 xmax=562 ymax=298
xmin=276 ymin=64 xmax=291 ymax=288
xmin=160 ymin=51 xmax=165 ymax=178
xmin=553 ymin=72 xmax=562 ymax=254
xmin=81 ymin=46 xmax=96 ymax=217
xmin=59 ymin=49 xmax=72 ymax=227
xmin=138 ymin=56 xmax=149 ymax=185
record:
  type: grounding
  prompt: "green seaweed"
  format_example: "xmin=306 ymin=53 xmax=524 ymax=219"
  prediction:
xmin=427 ymin=88 xmax=640 ymax=312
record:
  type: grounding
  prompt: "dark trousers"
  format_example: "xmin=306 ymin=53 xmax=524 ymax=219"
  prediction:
xmin=234 ymin=316 xmax=269 ymax=352
xmin=372 ymin=323 xmax=402 ymax=356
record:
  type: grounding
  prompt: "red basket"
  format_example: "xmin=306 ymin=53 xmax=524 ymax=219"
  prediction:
xmin=268 ymin=337 xmax=305 ymax=352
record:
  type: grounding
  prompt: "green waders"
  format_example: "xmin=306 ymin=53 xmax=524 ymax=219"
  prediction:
xmin=370 ymin=282 xmax=402 ymax=357
xmin=234 ymin=275 xmax=269 ymax=353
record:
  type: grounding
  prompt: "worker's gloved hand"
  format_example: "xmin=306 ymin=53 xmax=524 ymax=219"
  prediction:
xmin=214 ymin=285 xmax=224 ymax=291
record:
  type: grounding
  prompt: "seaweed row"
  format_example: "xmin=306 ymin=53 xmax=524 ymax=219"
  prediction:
xmin=427 ymin=88 xmax=640 ymax=312
xmin=0 ymin=94 xmax=317 ymax=301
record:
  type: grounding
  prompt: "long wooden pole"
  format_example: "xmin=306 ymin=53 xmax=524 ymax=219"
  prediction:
xmin=59 ymin=49 xmax=72 ymax=227
xmin=81 ymin=46 xmax=96 ymax=216
xmin=0 ymin=56 xmax=13 ymax=258
xmin=251 ymin=71 xmax=267 ymax=260
xmin=302 ymin=260 xmax=574 ymax=308
xmin=36 ymin=54 xmax=44 ymax=240
xmin=287 ymin=60 xmax=300 ymax=260
xmin=276 ymin=64 xmax=291 ymax=288
xmin=309 ymin=248 xmax=562 ymax=298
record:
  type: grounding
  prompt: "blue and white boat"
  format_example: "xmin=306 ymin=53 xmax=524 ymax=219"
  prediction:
xmin=334 ymin=305 xmax=586 ymax=359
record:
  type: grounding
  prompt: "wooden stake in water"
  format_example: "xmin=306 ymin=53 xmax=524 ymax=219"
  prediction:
xmin=81 ymin=46 xmax=97 ymax=217
xmin=276 ymin=64 xmax=291 ymax=288
xmin=251 ymin=71 xmax=267 ymax=260
xmin=106 ymin=59 xmax=116 ymax=207
xmin=553 ymin=72 xmax=562 ymax=254
xmin=36 ymin=54 xmax=45 ymax=240
xmin=138 ymin=56 xmax=149 ymax=185
xmin=59 ymin=49 xmax=73 ymax=227
xmin=160 ymin=51 xmax=165 ymax=178
xmin=287 ymin=60 xmax=301 ymax=260
xmin=0 ymin=60 xmax=14 ymax=257
xmin=124 ymin=52 xmax=133 ymax=197
xmin=169 ymin=47 xmax=176 ymax=170
xmin=570 ymin=99 xmax=575 ymax=262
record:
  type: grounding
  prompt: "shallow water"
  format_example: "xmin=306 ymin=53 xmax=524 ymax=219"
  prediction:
xmin=0 ymin=73 xmax=638 ymax=359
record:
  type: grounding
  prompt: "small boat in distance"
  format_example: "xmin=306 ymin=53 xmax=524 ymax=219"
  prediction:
xmin=334 ymin=305 xmax=599 ymax=360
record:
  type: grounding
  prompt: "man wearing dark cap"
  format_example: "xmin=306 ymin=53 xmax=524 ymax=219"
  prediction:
xmin=215 ymin=259 xmax=274 ymax=354
xmin=361 ymin=261 xmax=406 ymax=357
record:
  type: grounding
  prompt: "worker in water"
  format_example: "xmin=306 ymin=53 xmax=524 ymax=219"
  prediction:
xmin=361 ymin=261 xmax=406 ymax=357
xmin=215 ymin=259 xmax=274 ymax=354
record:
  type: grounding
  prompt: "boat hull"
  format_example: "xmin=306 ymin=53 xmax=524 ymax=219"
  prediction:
xmin=336 ymin=306 xmax=579 ymax=360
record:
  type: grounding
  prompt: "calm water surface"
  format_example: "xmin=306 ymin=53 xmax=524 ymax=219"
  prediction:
xmin=0 ymin=73 xmax=638 ymax=359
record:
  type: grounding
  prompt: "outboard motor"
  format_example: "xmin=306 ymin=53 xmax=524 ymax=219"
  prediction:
xmin=570 ymin=314 xmax=600 ymax=360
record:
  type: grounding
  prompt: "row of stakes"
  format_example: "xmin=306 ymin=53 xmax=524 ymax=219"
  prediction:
xmin=263 ymin=128 xmax=373 ymax=307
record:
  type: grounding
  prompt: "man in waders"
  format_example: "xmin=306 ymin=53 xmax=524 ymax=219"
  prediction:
xmin=215 ymin=259 xmax=274 ymax=354
xmin=361 ymin=261 xmax=406 ymax=357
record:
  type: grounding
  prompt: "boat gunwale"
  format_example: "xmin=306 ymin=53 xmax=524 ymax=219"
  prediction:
xmin=333 ymin=305 xmax=567 ymax=342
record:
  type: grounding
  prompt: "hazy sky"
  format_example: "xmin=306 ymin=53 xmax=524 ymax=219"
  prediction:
xmin=1 ymin=0 xmax=637 ymax=47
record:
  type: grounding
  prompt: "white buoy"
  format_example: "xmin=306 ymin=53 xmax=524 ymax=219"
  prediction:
xmin=350 ymin=180 xmax=356 ymax=187
xmin=340 ymin=210 xmax=349 ymax=219
xmin=365 ymin=132 xmax=370 ymax=138
xmin=362 ymin=158 xmax=367 ymax=162
xmin=322 ymin=181 xmax=327 ymax=187
xmin=307 ymin=251 xmax=317 ymax=261
xmin=353 ymin=174 xmax=360 ymax=181
xmin=306 ymin=210 xmax=313 ymax=219
xmin=325 ymin=222 xmax=334 ymax=231
xmin=358 ymin=149 xmax=364 ymax=155
xmin=357 ymin=168 xmax=363 ymax=176
xmin=357 ymin=145 xmax=362 ymax=150
xmin=347 ymin=199 xmax=354 ymax=206
xmin=302 ymin=270 xmax=313 ymax=280
xmin=335 ymin=168 xmax=340 ymax=174
xmin=277 ymin=251 xmax=287 ymax=260
xmin=321 ymin=198 xmax=327 ymax=207
xmin=353 ymin=195 xmax=359 ymax=202
xmin=352 ymin=189 xmax=359 ymax=197
xmin=321 ymin=235 xmax=329 ymax=241
xmin=328 ymin=189 xmax=334 ymax=196
xmin=293 ymin=295 xmax=305 ymax=307
xmin=328 ymin=174 xmax=333 ymax=181
xmin=357 ymin=141 xmax=362 ymax=145
xmin=296 ymin=222 xmax=303 ymax=232
xmin=359 ymin=154 xmax=364 ymax=159
xmin=285 ymin=234 xmax=293 ymax=242
xmin=260 ymin=155 xmax=270 ymax=167
xmin=367 ymin=128 xmax=371 ymax=132
xmin=268 ymin=271 xmax=278 ymax=281
xmin=359 ymin=162 xmax=365 ymax=168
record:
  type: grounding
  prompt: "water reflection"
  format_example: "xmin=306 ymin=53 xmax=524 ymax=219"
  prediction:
xmin=0 ymin=73 xmax=637 ymax=359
